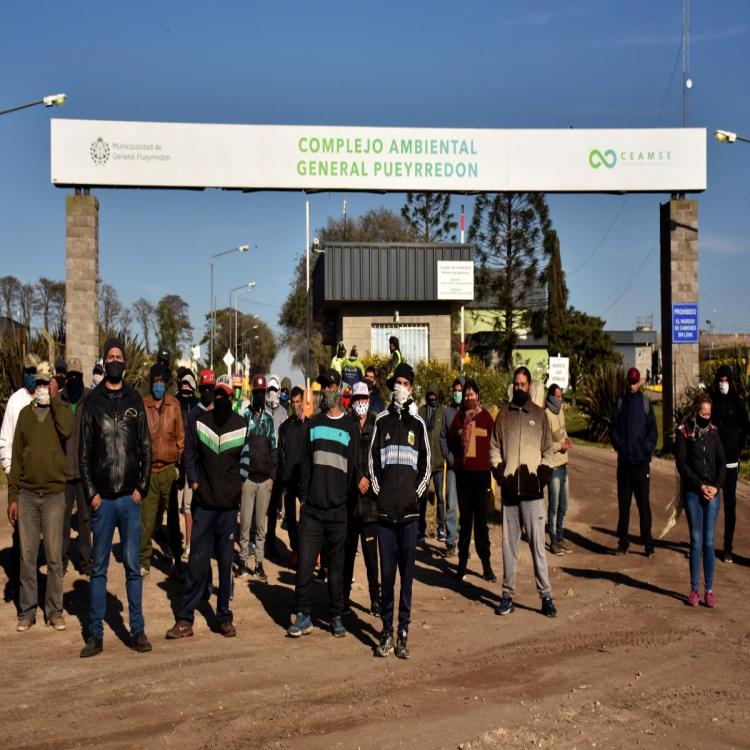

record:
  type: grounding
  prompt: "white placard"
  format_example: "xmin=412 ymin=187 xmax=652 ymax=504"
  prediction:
xmin=437 ymin=261 xmax=474 ymax=300
xmin=223 ymin=350 xmax=235 ymax=371
xmin=51 ymin=120 xmax=707 ymax=193
xmin=547 ymin=356 xmax=570 ymax=391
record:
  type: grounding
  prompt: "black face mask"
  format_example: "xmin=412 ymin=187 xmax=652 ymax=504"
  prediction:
xmin=512 ymin=389 xmax=530 ymax=407
xmin=427 ymin=397 xmax=438 ymax=408
xmin=179 ymin=388 xmax=195 ymax=402
xmin=199 ymin=389 xmax=214 ymax=407
xmin=105 ymin=361 xmax=126 ymax=384
xmin=54 ymin=374 xmax=67 ymax=390
xmin=213 ymin=396 xmax=232 ymax=425
xmin=66 ymin=377 xmax=84 ymax=404
xmin=696 ymin=415 xmax=710 ymax=429
xmin=252 ymin=392 xmax=265 ymax=412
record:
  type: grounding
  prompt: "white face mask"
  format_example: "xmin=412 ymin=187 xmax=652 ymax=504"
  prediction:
xmin=719 ymin=382 xmax=729 ymax=396
xmin=352 ymin=400 xmax=369 ymax=417
xmin=392 ymin=383 xmax=410 ymax=406
xmin=266 ymin=390 xmax=280 ymax=408
xmin=92 ymin=373 xmax=103 ymax=386
xmin=36 ymin=386 xmax=51 ymax=406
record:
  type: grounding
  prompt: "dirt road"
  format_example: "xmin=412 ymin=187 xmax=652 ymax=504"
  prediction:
xmin=1 ymin=444 xmax=748 ymax=749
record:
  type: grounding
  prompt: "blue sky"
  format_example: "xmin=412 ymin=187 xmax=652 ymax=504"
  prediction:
xmin=2 ymin=0 xmax=749 ymax=379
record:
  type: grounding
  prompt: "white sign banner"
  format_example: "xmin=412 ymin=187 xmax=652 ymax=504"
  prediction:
xmin=437 ymin=260 xmax=474 ymax=300
xmin=51 ymin=120 xmax=707 ymax=193
xmin=547 ymin=356 xmax=570 ymax=391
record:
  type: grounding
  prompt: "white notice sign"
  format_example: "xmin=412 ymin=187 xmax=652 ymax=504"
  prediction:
xmin=437 ymin=261 xmax=474 ymax=300
xmin=547 ymin=356 xmax=570 ymax=391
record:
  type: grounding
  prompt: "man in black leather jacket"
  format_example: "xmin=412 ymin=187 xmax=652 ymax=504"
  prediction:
xmin=78 ymin=338 xmax=153 ymax=658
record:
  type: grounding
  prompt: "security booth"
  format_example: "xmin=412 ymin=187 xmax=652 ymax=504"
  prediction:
xmin=312 ymin=242 xmax=475 ymax=365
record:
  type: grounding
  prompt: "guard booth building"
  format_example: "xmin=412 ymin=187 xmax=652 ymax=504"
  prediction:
xmin=312 ymin=243 xmax=475 ymax=365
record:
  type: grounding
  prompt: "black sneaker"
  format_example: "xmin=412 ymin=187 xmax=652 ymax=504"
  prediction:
xmin=724 ymin=551 xmax=734 ymax=564
xmin=255 ymin=562 xmax=268 ymax=582
xmin=614 ymin=544 xmax=629 ymax=556
xmin=375 ymin=630 xmax=394 ymax=657
xmin=342 ymin=601 xmax=353 ymax=616
xmin=370 ymin=599 xmax=381 ymax=617
xmin=395 ymin=630 xmax=409 ymax=659
xmin=482 ymin=565 xmax=497 ymax=583
xmin=132 ymin=630 xmax=153 ymax=652
xmin=645 ymin=547 xmax=656 ymax=559
xmin=455 ymin=562 xmax=467 ymax=582
xmin=549 ymin=541 xmax=564 ymax=556
xmin=495 ymin=594 xmax=514 ymax=616
xmin=541 ymin=597 xmax=557 ymax=618
xmin=80 ymin=635 xmax=103 ymax=658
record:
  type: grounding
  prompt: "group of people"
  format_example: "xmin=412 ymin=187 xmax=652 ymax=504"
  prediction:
xmin=2 ymin=343 xmax=745 ymax=660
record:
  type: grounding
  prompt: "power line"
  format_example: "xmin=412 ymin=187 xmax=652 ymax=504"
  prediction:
xmin=569 ymin=198 xmax=627 ymax=274
xmin=597 ymin=243 xmax=658 ymax=317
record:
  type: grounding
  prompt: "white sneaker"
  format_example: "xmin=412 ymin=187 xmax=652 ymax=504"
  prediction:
xmin=140 ymin=567 xmax=150 ymax=579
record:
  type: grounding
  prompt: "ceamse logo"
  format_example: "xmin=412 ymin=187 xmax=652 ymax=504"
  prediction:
xmin=588 ymin=148 xmax=617 ymax=169
xmin=589 ymin=147 xmax=672 ymax=169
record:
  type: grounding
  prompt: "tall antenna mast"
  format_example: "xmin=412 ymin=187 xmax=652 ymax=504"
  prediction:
xmin=682 ymin=0 xmax=691 ymax=126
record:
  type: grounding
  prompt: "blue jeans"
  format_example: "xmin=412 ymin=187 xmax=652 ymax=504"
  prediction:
xmin=547 ymin=465 xmax=569 ymax=542
xmin=89 ymin=494 xmax=144 ymax=639
xmin=684 ymin=490 xmax=721 ymax=592
xmin=378 ymin=521 xmax=417 ymax=635
xmin=444 ymin=468 xmax=458 ymax=547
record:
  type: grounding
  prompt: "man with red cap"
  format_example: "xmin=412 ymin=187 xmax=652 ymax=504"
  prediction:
xmin=610 ymin=367 xmax=658 ymax=557
xmin=166 ymin=374 xmax=246 ymax=639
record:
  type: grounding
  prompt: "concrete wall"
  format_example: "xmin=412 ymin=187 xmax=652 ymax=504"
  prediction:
xmin=65 ymin=195 xmax=99 ymax=371
xmin=614 ymin=344 xmax=654 ymax=376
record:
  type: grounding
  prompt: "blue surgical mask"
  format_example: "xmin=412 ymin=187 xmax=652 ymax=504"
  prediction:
xmin=152 ymin=383 xmax=166 ymax=400
xmin=24 ymin=373 xmax=36 ymax=392
xmin=452 ymin=391 xmax=463 ymax=405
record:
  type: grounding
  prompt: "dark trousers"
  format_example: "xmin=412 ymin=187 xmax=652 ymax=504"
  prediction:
xmin=265 ymin=481 xmax=283 ymax=554
xmin=293 ymin=507 xmax=346 ymax=617
xmin=7 ymin=527 xmax=21 ymax=597
xmin=418 ymin=494 xmax=428 ymax=537
xmin=343 ymin=513 xmax=379 ymax=605
xmin=283 ymin=482 xmax=300 ymax=553
xmin=63 ymin=479 xmax=91 ymax=572
xmin=723 ymin=466 xmax=738 ymax=554
xmin=457 ymin=470 xmax=492 ymax=566
xmin=616 ymin=462 xmax=653 ymax=549
xmin=178 ymin=505 xmax=235 ymax=624
xmin=378 ymin=520 xmax=417 ymax=635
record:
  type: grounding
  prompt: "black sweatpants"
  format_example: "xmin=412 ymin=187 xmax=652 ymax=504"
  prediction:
xmin=723 ymin=465 xmax=739 ymax=555
xmin=265 ymin=481 xmax=283 ymax=555
xmin=62 ymin=479 xmax=91 ymax=572
xmin=378 ymin=520 xmax=417 ymax=635
xmin=343 ymin=513 xmax=379 ymax=606
xmin=457 ymin=470 xmax=492 ymax=566
xmin=293 ymin=506 xmax=347 ymax=617
xmin=283 ymin=482 xmax=300 ymax=553
xmin=616 ymin=462 xmax=653 ymax=549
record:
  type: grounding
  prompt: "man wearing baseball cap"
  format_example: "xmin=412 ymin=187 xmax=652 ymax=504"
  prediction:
xmin=167 ymin=375 xmax=247 ymax=639
xmin=610 ymin=367 xmax=658 ymax=557
xmin=237 ymin=374 xmax=277 ymax=582
xmin=79 ymin=338 xmax=153 ymax=657
xmin=288 ymin=368 xmax=359 ymax=639
xmin=343 ymin=381 xmax=380 ymax=616
xmin=369 ymin=363 xmax=430 ymax=658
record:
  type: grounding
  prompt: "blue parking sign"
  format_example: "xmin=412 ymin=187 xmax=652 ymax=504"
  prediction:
xmin=672 ymin=303 xmax=698 ymax=344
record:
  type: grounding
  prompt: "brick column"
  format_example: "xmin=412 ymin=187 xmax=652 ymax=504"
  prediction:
xmin=65 ymin=194 xmax=100 ymax=370
xmin=659 ymin=199 xmax=699 ymax=449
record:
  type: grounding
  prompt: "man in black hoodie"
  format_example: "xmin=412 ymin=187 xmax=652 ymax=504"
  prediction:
xmin=710 ymin=365 xmax=748 ymax=563
xmin=369 ymin=363 xmax=430 ymax=659
xmin=166 ymin=378 xmax=247 ymax=639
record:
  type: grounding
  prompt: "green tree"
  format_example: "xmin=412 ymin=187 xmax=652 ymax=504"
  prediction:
xmin=530 ymin=229 xmax=569 ymax=354
xmin=133 ymin=297 xmax=156 ymax=353
xmin=401 ymin=192 xmax=457 ymax=242
xmin=319 ymin=207 xmax=418 ymax=243
xmin=469 ymin=192 xmax=552 ymax=369
xmin=202 ymin=307 xmax=278 ymax=375
xmin=155 ymin=294 xmax=192 ymax=363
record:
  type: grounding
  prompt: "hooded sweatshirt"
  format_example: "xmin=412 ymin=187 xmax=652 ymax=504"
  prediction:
xmin=710 ymin=365 xmax=749 ymax=465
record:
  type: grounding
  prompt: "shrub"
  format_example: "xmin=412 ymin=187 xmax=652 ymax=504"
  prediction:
xmin=578 ymin=363 xmax=626 ymax=442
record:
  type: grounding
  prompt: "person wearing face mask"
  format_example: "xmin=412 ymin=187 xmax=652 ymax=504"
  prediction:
xmin=140 ymin=363 xmax=185 ymax=580
xmin=438 ymin=377 xmax=464 ymax=557
xmin=167 ymin=378 xmax=247 ymax=640
xmin=90 ymin=359 xmax=104 ymax=389
xmin=78 ymin=338 xmax=153 ymax=657
xmin=709 ymin=365 xmax=748 ymax=564
xmin=60 ymin=358 xmax=93 ymax=576
xmin=675 ymin=392 xmax=726 ymax=607
xmin=264 ymin=375 xmax=287 ymax=559
xmin=288 ymin=368 xmax=359 ymax=639
xmin=385 ymin=336 xmax=403 ymax=383
xmin=54 ymin=358 xmax=68 ymax=392
xmin=236 ymin=374 xmax=277 ymax=582
xmin=278 ymin=386 xmax=310 ymax=566
xmin=0 ymin=351 xmax=41 ymax=603
xmin=331 ymin=341 xmax=347 ymax=375
xmin=490 ymin=366 xmax=557 ymax=619
xmin=447 ymin=380 xmax=497 ymax=584
xmin=175 ymin=371 xmax=198 ymax=559
xmin=364 ymin=366 xmax=386 ymax=414
xmin=545 ymin=383 xmax=572 ymax=556
xmin=280 ymin=377 xmax=293 ymax=416
xmin=417 ymin=383 xmax=446 ymax=544
xmin=369 ymin=363 xmax=430 ymax=659
xmin=8 ymin=361 xmax=73 ymax=633
xmin=610 ymin=367 xmax=658 ymax=558
xmin=343 ymin=382 xmax=380 ymax=617
xmin=231 ymin=373 xmax=249 ymax=416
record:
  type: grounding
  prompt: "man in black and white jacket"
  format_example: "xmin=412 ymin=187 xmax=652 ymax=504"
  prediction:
xmin=369 ymin=363 xmax=430 ymax=659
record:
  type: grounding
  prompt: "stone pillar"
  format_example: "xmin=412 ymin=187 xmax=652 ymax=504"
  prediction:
xmin=65 ymin=194 xmax=100 ymax=370
xmin=659 ymin=199 xmax=699 ymax=449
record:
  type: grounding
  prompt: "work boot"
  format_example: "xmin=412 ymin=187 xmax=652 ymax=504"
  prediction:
xmin=255 ymin=562 xmax=268 ymax=582
xmin=219 ymin=621 xmax=237 ymax=637
xmin=80 ymin=635 xmax=103 ymax=658
xmin=132 ymin=631 xmax=153 ymax=652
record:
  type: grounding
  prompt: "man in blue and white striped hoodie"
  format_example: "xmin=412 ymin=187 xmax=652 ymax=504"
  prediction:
xmin=369 ymin=363 xmax=430 ymax=659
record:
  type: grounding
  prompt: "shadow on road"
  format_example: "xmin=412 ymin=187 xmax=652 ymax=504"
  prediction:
xmin=63 ymin=578 xmax=133 ymax=645
xmin=561 ymin=566 xmax=685 ymax=602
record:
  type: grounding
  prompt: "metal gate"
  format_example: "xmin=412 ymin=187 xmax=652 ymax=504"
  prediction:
xmin=371 ymin=324 xmax=429 ymax=364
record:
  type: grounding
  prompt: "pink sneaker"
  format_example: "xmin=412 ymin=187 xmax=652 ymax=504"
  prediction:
xmin=687 ymin=590 xmax=699 ymax=607
xmin=704 ymin=591 xmax=716 ymax=608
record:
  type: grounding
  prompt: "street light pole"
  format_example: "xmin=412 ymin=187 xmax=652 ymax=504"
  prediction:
xmin=0 ymin=93 xmax=67 ymax=116
xmin=230 ymin=282 xmax=256 ymax=361
xmin=209 ymin=244 xmax=249 ymax=369
xmin=306 ymin=200 xmax=311 ymax=390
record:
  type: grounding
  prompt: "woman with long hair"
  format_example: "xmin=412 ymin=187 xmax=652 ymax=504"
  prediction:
xmin=675 ymin=392 xmax=726 ymax=607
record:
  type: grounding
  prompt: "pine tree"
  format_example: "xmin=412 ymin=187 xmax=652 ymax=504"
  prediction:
xmin=546 ymin=230 xmax=568 ymax=356
xmin=401 ymin=192 xmax=457 ymax=242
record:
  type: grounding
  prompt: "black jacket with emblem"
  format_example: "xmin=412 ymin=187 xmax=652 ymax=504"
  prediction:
xmin=369 ymin=399 xmax=431 ymax=523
